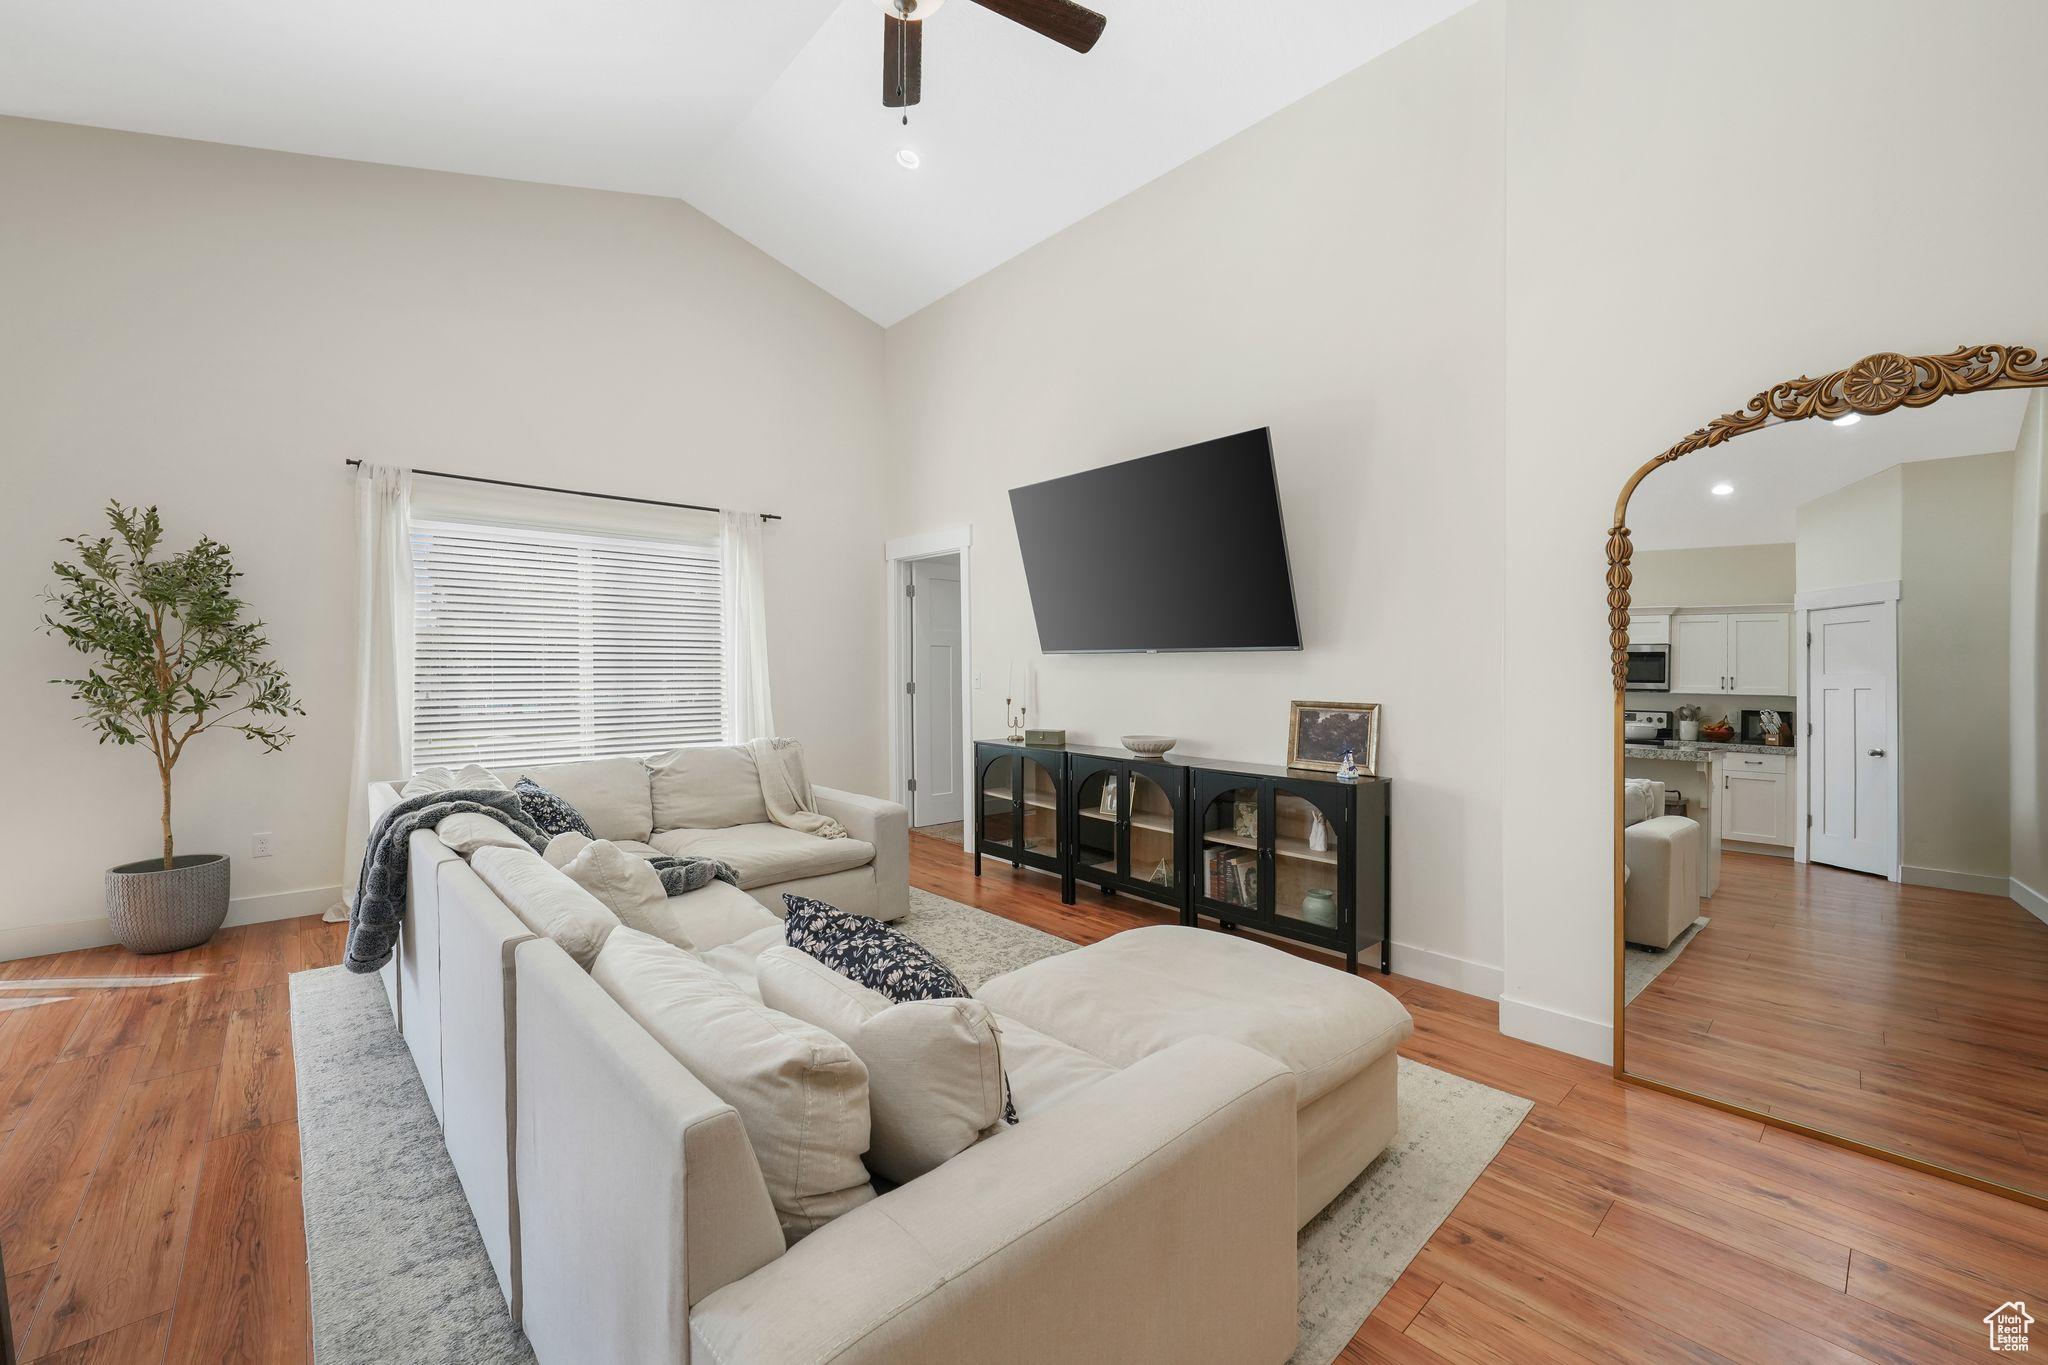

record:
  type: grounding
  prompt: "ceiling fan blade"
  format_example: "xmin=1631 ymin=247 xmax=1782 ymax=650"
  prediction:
xmin=969 ymin=0 xmax=1105 ymax=53
xmin=883 ymin=15 xmax=922 ymax=108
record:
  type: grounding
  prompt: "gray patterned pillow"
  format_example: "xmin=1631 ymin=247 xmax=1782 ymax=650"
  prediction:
xmin=515 ymin=776 xmax=594 ymax=839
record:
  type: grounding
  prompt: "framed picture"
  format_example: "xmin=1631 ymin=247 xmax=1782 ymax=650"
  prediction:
xmin=1286 ymin=700 xmax=1380 ymax=775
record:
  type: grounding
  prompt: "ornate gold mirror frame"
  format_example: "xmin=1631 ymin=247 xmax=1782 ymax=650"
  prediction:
xmin=1606 ymin=343 xmax=2048 ymax=1208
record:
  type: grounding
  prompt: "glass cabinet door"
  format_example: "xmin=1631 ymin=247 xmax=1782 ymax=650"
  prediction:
xmin=979 ymin=752 xmax=1018 ymax=851
xmin=1017 ymin=751 xmax=1062 ymax=862
xmin=1072 ymin=762 xmax=1122 ymax=880
xmin=1196 ymin=783 xmax=1264 ymax=914
xmin=1125 ymin=769 xmax=1179 ymax=894
xmin=1269 ymin=786 xmax=1343 ymax=935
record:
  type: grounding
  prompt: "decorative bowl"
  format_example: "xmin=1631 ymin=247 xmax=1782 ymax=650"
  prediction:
xmin=1120 ymin=735 xmax=1177 ymax=758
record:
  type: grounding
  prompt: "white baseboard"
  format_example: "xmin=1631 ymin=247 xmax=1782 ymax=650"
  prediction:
xmin=1498 ymin=993 xmax=1612 ymax=1065
xmin=0 ymin=884 xmax=342 ymax=963
xmin=1723 ymin=839 xmax=1793 ymax=860
xmin=2013 ymin=877 xmax=2048 ymax=925
xmin=1901 ymin=864 xmax=2011 ymax=897
xmin=1388 ymin=942 xmax=1504 ymax=1000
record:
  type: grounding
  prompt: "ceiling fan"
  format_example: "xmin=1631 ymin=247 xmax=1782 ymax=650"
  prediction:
xmin=873 ymin=0 xmax=1107 ymax=114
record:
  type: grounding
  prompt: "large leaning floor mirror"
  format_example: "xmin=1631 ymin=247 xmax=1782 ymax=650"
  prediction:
xmin=1610 ymin=345 xmax=2048 ymax=1205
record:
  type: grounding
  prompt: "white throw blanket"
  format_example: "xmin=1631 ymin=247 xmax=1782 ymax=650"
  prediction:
xmin=748 ymin=737 xmax=848 ymax=840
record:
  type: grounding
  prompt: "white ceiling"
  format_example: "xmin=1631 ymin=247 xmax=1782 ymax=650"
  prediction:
xmin=1627 ymin=389 xmax=2033 ymax=550
xmin=0 ymin=0 xmax=1473 ymax=325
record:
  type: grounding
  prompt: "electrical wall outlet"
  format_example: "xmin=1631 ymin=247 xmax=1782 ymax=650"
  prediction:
xmin=252 ymin=831 xmax=274 ymax=859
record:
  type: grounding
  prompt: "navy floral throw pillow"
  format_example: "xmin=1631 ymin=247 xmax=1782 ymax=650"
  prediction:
xmin=783 ymin=894 xmax=1017 ymax=1124
xmin=515 ymin=777 xmax=593 ymax=840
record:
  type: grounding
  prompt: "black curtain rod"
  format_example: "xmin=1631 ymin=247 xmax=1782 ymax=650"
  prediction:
xmin=342 ymin=459 xmax=780 ymax=521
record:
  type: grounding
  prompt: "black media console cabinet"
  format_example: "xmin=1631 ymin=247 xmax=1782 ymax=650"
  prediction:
xmin=974 ymin=740 xmax=1390 ymax=974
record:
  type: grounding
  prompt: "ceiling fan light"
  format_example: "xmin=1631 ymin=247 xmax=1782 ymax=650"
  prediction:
xmin=873 ymin=0 xmax=949 ymax=17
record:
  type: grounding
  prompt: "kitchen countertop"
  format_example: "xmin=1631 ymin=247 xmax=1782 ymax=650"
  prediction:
xmin=1624 ymin=740 xmax=1797 ymax=761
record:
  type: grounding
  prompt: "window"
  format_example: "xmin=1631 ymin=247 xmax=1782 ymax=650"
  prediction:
xmin=410 ymin=517 xmax=723 ymax=768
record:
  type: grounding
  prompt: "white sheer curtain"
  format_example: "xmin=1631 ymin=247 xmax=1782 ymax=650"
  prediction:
xmin=720 ymin=508 xmax=776 ymax=743
xmin=334 ymin=464 xmax=415 ymax=917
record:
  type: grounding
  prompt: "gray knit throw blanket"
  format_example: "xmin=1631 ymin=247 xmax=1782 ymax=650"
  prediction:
xmin=646 ymin=854 xmax=740 ymax=896
xmin=345 ymin=789 xmax=548 ymax=975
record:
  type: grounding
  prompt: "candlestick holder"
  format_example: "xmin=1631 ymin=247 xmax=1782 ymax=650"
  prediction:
xmin=1005 ymin=699 xmax=1026 ymax=743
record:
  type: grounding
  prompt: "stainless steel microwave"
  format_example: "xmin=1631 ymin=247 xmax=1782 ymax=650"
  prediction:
xmin=1625 ymin=642 xmax=1671 ymax=691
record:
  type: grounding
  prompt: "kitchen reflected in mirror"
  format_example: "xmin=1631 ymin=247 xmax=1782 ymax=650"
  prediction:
xmin=1609 ymin=347 xmax=2048 ymax=1208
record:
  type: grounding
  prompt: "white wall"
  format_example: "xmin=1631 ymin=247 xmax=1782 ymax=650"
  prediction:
xmin=881 ymin=3 xmax=1509 ymax=997
xmin=1899 ymin=452 xmax=2013 ymax=884
xmin=1795 ymin=467 xmax=1905 ymax=593
xmin=1502 ymin=0 xmax=2048 ymax=1060
xmin=0 ymin=117 xmax=889 ymax=958
xmin=1630 ymin=544 xmax=1795 ymax=609
xmin=2011 ymin=393 xmax=2048 ymax=912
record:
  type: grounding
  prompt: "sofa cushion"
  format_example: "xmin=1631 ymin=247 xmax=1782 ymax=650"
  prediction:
xmin=701 ymin=924 xmax=790 ymax=1000
xmin=993 ymin=1016 xmax=1120 ymax=1120
xmin=546 ymin=832 xmax=780 ymax=951
xmin=557 ymin=838 xmax=670 ymax=923
xmin=495 ymin=757 xmax=654 ymax=844
xmin=469 ymin=846 xmax=620 ymax=970
xmin=433 ymin=810 xmax=531 ymax=856
xmin=647 ymin=745 xmax=770 ymax=831
xmin=591 ymin=927 xmax=875 ymax=1243
xmin=648 ymin=825 xmax=875 ymax=890
xmin=401 ymin=763 xmax=509 ymax=798
xmin=758 ymin=946 xmax=1005 ymax=1185
xmin=977 ymin=924 xmax=1413 ymax=1107
xmin=514 ymin=777 xmax=594 ymax=840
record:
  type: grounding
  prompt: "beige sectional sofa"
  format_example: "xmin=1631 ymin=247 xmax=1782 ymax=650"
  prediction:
xmin=364 ymin=746 xmax=1413 ymax=1364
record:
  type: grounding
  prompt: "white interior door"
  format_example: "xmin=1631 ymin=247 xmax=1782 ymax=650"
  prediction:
xmin=909 ymin=556 xmax=964 ymax=826
xmin=1807 ymin=602 xmax=1897 ymax=877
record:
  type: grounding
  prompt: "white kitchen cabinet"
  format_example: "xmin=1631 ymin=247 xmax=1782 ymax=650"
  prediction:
xmin=1721 ymin=750 xmax=1794 ymax=846
xmin=1669 ymin=610 xmax=1793 ymax=695
xmin=1670 ymin=614 xmax=1730 ymax=692
xmin=1729 ymin=613 xmax=1793 ymax=695
xmin=1631 ymin=612 xmax=1671 ymax=645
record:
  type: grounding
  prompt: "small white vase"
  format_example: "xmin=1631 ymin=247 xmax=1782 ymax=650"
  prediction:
xmin=1679 ymin=720 xmax=1700 ymax=742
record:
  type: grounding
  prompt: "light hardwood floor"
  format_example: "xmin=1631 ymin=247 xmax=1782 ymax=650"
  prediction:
xmin=0 ymin=845 xmax=2043 ymax=1363
xmin=1629 ymin=850 xmax=2048 ymax=1195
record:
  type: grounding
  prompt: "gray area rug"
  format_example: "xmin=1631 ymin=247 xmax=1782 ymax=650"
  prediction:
xmin=290 ymin=967 xmax=536 ymax=1365
xmin=291 ymin=890 xmax=1527 ymax=1365
xmin=1625 ymin=915 xmax=1710 ymax=1004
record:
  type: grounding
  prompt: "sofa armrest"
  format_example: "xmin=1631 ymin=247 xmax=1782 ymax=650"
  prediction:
xmin=814 ymin=786 xmax=908 ymax=923
xmin=515 ymin=938 xmax=787 ymax=1365
xmin=690 ymin=1036 xmax=1299 ymax=1365
xmin=1624 ymin=815 xmax=1702 ymax=950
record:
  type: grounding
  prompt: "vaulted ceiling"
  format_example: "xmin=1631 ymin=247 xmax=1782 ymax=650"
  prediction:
xmin=0 ymin=0 xmax=1473 ymax=324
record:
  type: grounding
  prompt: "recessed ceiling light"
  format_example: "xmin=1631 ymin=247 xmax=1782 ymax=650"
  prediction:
xmin=1832 ymin=413 xmax=1862 ymax=427
xmin=1711 ymin=483 xmax=1735 ymax=496
xmin=895 ymin=148 xmax=921 ymax=170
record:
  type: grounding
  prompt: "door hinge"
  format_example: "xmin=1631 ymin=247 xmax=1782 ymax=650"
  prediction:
xmin=907 ymin=777 xmax=917 ymax=793
xmin=1807 ymin=813 xmax=1813 ymax=828
xmin=1807 ymin=721 xmax=1814 ymax=736
xmin=905 ymin=681 xmax=916 ymax=695
xmin=905 ymin=583 xmax=916 ymax=598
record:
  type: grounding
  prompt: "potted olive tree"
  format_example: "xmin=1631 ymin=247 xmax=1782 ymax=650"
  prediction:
xmin=43 ymin=504 xmax=301 ymax=954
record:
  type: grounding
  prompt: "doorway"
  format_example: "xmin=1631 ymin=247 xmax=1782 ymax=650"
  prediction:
xmin=884 ymin=527 xmax=975 ymax=849
xmin=907 ymin=554 xmax=964 ymax=830
xmin=1802 ymin=597 xmax=1900 ymax=878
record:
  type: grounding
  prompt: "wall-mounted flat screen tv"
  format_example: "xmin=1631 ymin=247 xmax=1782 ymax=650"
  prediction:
xmin=1009 ymin=428 xmax=1302 ymax=653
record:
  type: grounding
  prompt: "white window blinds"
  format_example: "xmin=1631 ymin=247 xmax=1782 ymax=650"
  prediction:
xmin=410 ymin=517 xmax=723 ymax=769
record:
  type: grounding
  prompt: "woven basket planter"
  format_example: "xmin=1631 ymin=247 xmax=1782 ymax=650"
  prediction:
xmin=105 ymin=853 xmax=231 ymax=954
